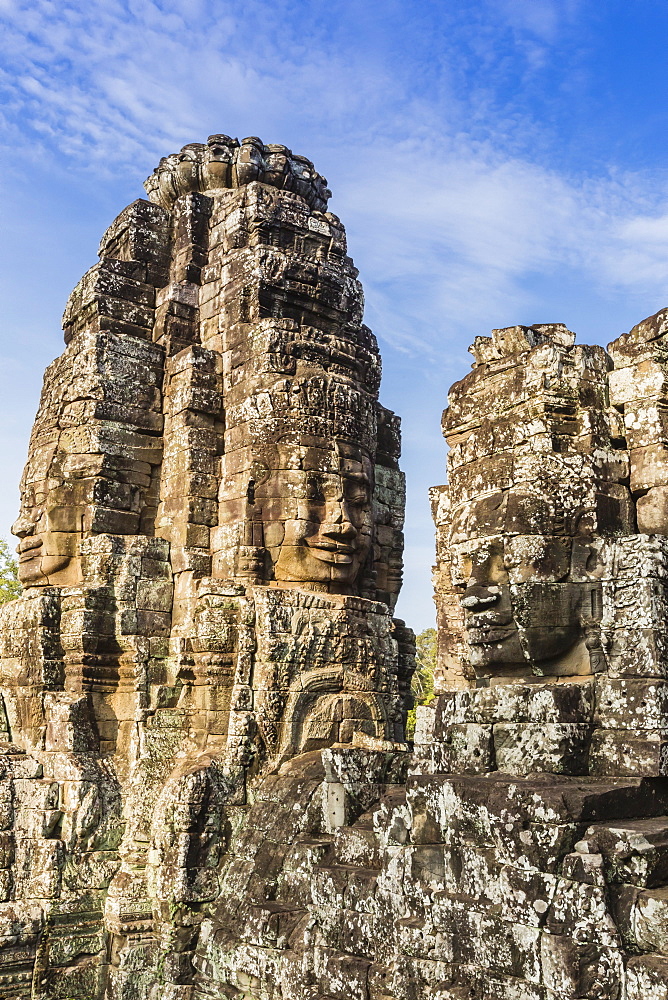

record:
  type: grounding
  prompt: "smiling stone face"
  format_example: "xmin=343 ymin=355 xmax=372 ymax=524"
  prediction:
xmin=447 ymin=489 xmax=591 ymax=677
xmin=270 ymin=447 xmax=374 ymax=590
xmin=10 ymin=396 xmax=90 ymax=588
xmin=433 ymin=323 xmax=634 ymax=686
xmin=13 ymin=500 xmax=84 ymax=587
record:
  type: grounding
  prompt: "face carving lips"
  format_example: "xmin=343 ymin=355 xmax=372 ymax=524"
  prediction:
xmin=17 ymin=535 xmax=42 ymax=560
xmin=460 ymin=588 xmax=500 ymax=608
xmin=465 ymin=601 xmax=516 ymax=644
xmin=307 ymin=540 xmax=356 ymax=564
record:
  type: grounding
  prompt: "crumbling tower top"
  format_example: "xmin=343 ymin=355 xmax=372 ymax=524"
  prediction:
xmin=143 ymin=135 xmax=331 ymax=212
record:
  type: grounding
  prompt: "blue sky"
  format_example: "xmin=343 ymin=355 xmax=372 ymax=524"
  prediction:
xmin=2 ymin=0 xmax=668 ymax=631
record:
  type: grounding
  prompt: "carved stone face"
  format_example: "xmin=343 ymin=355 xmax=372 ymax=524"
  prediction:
xmin=12 ymin=497 xmax=83 ymax=587
xmin=263 ymin=445 xmax=374 ymax=591
xmin=448 ymin=490 xmax=590 ymax=675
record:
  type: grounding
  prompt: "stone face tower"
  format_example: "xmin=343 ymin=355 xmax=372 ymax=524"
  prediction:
xmin=9 ymin=136 xmax=409 ymax=762
xmin=0 ymin=136 xmax=412 ymax=998
xmin=432 ymin=324 xmax=631 ymax=691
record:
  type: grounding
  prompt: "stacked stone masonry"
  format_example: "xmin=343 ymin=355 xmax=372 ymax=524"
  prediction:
xmin=0 ymin=135 xmax=667 ymax=999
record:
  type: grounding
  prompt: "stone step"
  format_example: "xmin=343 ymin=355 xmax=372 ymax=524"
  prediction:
xmin=313 ymin=863 xmax=379 ymax=911
xmin=350 ymin=807 xmax=375 ymax=829
xmin=315 ymin=862 xmax=381 ymax=881
xmin=377 ymin=788 xmax=407 ymax=811
xmin=369 ymin=788 xmax=410 ymax=847
xmin=314 ymin=905 xmax=377 ymax=960
xmin=580 ymin=815 xmax=668 ymax=887
xmin=286 ymin=835 xmax=335 ymax=867
xmin=313 ymin=947 xmax=372 ymax=1000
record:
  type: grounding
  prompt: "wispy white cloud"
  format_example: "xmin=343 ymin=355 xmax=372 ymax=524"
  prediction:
xmin=493 ymin=0 xmax=582 ymax=42
xmin=334 ymin=133 xmax=668 ymax=364
xmin=0 ymin=0 xmax=409 ymax=176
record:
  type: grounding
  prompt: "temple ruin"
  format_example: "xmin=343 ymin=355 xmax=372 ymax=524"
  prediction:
xmin=0 ymin=135 xmax=666 ymax=999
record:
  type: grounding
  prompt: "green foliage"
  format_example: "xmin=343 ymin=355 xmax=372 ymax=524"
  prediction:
xmin=406 ymin=626 xmax=436 ymax=740
xmin=0 ymin=539 xmax=20 ymax=605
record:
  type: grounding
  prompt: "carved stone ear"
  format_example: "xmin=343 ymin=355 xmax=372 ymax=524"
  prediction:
xmin=237 ymin=506 xmax=267 ymax=583
xmin=358 ymin=551 xmax=378 ymax=602
xmin=44 ymin=692 xmax=99 ymax=752
xmin=579 ymin=582 xmax=604 ymax=622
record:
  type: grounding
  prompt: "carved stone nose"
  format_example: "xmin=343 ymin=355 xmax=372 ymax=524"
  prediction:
xmin=11 ymin=516 xmax=34 ymax=539
xmin=324 ymin=519 xmax=356 ymax=540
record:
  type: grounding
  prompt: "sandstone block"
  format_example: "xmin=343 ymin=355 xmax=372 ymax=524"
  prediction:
xmin=589 ymin=729 xmax=668 ymax=776
xmin=493 ymin=723 xmax=592 ymax=776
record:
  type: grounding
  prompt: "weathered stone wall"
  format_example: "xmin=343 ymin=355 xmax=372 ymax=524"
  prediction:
xmin=189 ymin=750 xmax=668 ymax=1000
